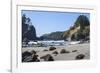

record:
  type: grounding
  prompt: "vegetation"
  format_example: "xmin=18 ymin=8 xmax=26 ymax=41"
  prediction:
xmin=63 ymin=15 xmax=90 ymax=41
xmin=22 ymin=14 xmax=90 ymax=42
xmin=22 ymin=14 xmax=37 ymax=43
xmin=75 ymin=15 xmax=90 ymax=28
xmin=40 ymin=31 xmax=64 ymax=40
xmin=40 ymin=15 xmax=90 ymax=41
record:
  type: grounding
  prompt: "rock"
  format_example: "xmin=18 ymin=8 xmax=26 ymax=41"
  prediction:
xmin=30 ymin=50 xmax=36 ymax=54
xmin=22 ymin=51 xmax=32 ymax=57
xmin=22 ymin=51 xmax=40 ymax=62
xmin=60 ymin=49 xmax=70 ymax=54
xmin=72 ymin=50 xmax=78 ymax=52
xmin=52 ymin=51 xmax=58 ymax=56
xmin=40 ymin=54 xmax=54 ymax=61
xmin=49 ymin=47 xmax=56 ymax=51
xmin=32 ymin=54 xmax=40 ymax=62
xmin=22 ymin=51 xmax=32 ymax=62
xmin=22 ymin=14 xmax=37 ymax=42
xmin=23 ymin=55 xmax=33 ymax=62
xmin=75 ymin=54 xmax=85 ymax=60
xmin=43 ymin=49 xmax=48 ymax=51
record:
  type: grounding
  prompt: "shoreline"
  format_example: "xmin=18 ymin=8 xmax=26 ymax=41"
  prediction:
xmin=22 ymin=43 xmax=90 ymax=62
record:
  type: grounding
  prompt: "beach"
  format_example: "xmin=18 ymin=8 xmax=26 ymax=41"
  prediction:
xmin=22 ymin=11 xmax=90 ymax=62
xmin=22 ymin=42 xmax=90 ymax=62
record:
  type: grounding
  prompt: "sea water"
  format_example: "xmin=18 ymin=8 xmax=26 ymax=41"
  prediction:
xmin=37 ymin=40 xmax=68 ymax=46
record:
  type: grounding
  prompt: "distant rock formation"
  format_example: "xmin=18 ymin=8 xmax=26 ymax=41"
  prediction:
xmin=40 ymin=15 xmax=90 ymax=41
xmin=40 ymin=31 xmax=64 ymax=40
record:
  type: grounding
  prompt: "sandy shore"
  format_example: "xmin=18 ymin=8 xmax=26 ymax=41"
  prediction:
xmin=22 ymin=43 xmax=90 ymax=61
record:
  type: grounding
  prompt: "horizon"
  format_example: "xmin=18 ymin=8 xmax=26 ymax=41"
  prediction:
xmin=22 ymin=10 xmax=90 ymax=37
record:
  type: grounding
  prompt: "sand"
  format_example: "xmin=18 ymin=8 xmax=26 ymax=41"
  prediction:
xmin=22 ymin=43 xmax=90 ymax=61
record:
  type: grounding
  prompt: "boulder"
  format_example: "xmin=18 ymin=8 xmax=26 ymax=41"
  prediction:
xmin=72 ymin=50 xmax=78 ymax=52
xmin=52 ymin=51 xmax=58 ymax=55
xmin=22 ymin=51 xmax=40 ymax=62
xmin=40 ymin=54 xmax=54 ymax=61
xmin=49 ymin=47 xmax=56 ymax=51
xmin=30 ymin=50 xmax=36 ymax=54
xmin=32 ymin=54 xmax=40 ymax=62
xmin=75 ymin=54 xmax=85 ymax=60
xmin=22 ymin=51 xmax=32 ymax=62
xmin=43 ymin=49 xmax=48 ymax=51
xmin=60 ymin=49 xmax=70 ymax=54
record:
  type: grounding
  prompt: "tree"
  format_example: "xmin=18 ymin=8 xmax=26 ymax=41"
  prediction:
xmin=75 ymin=15 xmax=90 ymax=29
xmin=22 ymin=14 xmax=28 ymax=42
xmin=22 ymin=14 xmax=37 ymax=42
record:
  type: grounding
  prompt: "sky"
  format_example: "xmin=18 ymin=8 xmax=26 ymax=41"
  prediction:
xmin=22 ymin=10 xmax=90 ymax=37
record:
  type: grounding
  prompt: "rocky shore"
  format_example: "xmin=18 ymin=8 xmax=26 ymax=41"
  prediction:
xmin=22 ymin=43 xmax=90 ymax=62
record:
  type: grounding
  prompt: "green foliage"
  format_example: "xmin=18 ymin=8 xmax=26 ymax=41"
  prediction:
xmin=40 ymin=31 xmax=64 ymax=40
xmin=75 ymin=15 xmax=90 ymax=29
xmin=63 ymin=15 xmax=90 ymax=41
xmin=22 ymin=14 xmax=90 ymax=42
xmin=83 ymin=26 xmax=90 ymax=37
xmin=73 ymin=26 xmax=90 ymax=41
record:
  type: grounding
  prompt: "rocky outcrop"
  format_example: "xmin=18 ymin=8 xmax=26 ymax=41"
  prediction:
xmin=22 ymin=50 xmax=40 ymax=62
xmin=63 ymin=15 xmax=90 ymax=41
xmin=22 ymin=14 xmax=37 ymax=43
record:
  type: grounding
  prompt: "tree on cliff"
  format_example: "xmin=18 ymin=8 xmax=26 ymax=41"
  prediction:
xmin=63 ymin=15 xmax=90 ymax=41
xmin=75 ymin=15 xmax=90 ymax=29
xmin=22 ymin=14 xmax=37 ymax=43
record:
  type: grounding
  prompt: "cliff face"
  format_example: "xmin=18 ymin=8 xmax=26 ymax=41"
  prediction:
xmin=22 ymin=14 xmax=37 ymax=42
xmin=63 ymin=15 xmax=90 ymax=41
